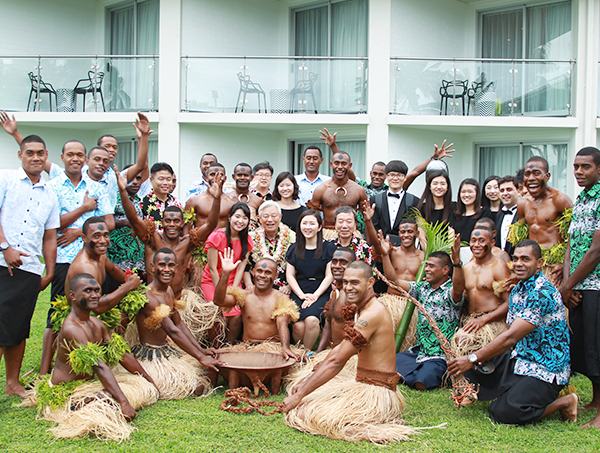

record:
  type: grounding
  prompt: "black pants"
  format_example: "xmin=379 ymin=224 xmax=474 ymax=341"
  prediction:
xmin=0 ymin=266 xmax=41 ymax=345
xmin=46 ymin=263 xmax=70 ymax=329
xmin=570 ymin=290 xmax=600 ymax=383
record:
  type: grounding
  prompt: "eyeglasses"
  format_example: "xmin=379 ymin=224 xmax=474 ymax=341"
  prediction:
xmin=386 ymin=173 xmax=404 ymax=180
xmin=255 ymin=172 xmax=272 ymax=179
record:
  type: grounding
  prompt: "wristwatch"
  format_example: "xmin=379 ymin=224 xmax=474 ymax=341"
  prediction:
xmin=468 ymin=353 xmax=478 ymax=364
xmin=0 ymin=242 xmax=9 ymax=251
xmin=453 ymin=260 xmax=463 ymax=268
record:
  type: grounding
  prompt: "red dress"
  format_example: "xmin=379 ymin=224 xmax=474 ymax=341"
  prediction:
xmin=201 ymin=229 xmax=253 ymax=317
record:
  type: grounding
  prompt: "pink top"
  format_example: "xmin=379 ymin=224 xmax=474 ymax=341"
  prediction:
xmin=200 ymin=229 xmax=254 ymax=302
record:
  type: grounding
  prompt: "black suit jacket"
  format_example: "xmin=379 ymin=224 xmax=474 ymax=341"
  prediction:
xmin=370 ymin=190 xmax=420 ymax=238
xmin=495 ymin=208 xmax=518 ymax=255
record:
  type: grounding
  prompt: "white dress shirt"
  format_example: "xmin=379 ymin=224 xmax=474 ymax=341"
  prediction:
xmin=295 ymin=172 xmax=331 ymax=206
xmin=500 ymin=205 xmax=518 ymax=250
xmin=387 ymin=189 xmax=405 ymax=226
xmin=0 ymin=167 xmax=60 ymax=276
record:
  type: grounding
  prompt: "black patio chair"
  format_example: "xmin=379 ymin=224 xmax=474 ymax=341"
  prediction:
xmin=27 ymin=72 xmax=57 ymax=112
xmin=439 ymin=79 xmax=468 ymax=115
xmin=74 ymin=70 xmax=106 ymax=112
xmin=235 ymin=72 xmax=267 ymax=113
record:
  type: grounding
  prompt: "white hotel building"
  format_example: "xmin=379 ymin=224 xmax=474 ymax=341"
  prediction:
xmin=0 ymin=0 xmax=597 ymax=199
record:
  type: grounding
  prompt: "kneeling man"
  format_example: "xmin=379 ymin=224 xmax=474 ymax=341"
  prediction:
xmin=448 ymin=240 xmax=576 ymax=425
xmin=283 ymin=261 xmax=414 ymax=443
xmin=213 ymin=249 xmax=300 ymax=360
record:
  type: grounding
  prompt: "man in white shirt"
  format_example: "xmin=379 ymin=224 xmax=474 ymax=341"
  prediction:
xmin=295 ymin=146 xmax=331 ymax=206
xmin=496 ymin=175 xmax=520 ymax=255
xmin=0 ymin=135 xmax=60 ymax=397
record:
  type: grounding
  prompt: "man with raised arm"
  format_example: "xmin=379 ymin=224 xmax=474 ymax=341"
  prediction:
xmin=0 ymin=135 xmax=59 ymax=397
xmin=132 ymin=248 xmax=223 ymax=399
xmin=223 ymin=163 xmax=263 ymax=228
xmin=449 ymin=240 xmax=576 ymax=426
xmin=185 ymin=152 xmax=232 ymax=201
xmin=214 ymin=248 xmax=300 ymax=360
xmin=283 ymin=261 xmax=415 ymax=443
xmin=474 ymin=217 xmax=511 ymax=263
xmin=560 ymin=147 xmax=600 ymax=429
xmin=117 ymin=167 xmax=222 ymax=298
xmin=516 ymin=156 xmax=572 ymax=286
xmin=186 ymin=163 xmax=235 ymax=231
xmin=450 ymin=227 xmax=512 ymax=359
xmin=380 ymin=234 xmax=464 ymax=389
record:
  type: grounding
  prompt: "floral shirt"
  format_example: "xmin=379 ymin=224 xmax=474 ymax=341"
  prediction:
xmin=250 ymin=187 xmax=273 ymax=201
xmin=328 ymin=234 xmax=373 ymax=265
xmin=248 ymin=225 xmax=296 ymax=288
xmin=107 ymin=193 xmax=146 ymax=277
xmin=508 ymin=271 xmax=570 ymax=385
xmin=409 ymin=279 xmax=463 ymax=362
xmin=356 ymin=177 xmax=388 ymax=199
xmin=568 ymin=181 xmax=600 ymax=290
xmin=141 ymin=191 xmax=182 ymax=230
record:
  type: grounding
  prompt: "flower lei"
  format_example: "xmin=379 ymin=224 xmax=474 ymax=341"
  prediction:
xmin=251 ymin=225 xmax=294 ymax=268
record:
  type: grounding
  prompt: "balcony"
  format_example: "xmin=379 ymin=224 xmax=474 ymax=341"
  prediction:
xmin=0 ymin=56 xmax=159 ymax=113
xmin=181 ymin=56 xmax=368 ymax=114
xmin=390 ymin=58 xmax=574 ymax=118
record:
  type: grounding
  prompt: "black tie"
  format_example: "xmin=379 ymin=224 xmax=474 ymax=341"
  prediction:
xmin=388 ymin=192 xmax=400 ymax=199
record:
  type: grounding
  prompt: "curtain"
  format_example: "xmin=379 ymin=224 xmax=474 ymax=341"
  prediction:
xmin=136 ymin=0 xmax=159 ymax=110
xmin=114 ymin=139 xmax=158 ymax=171
xmin=479 ymin=145 xmax=521 ymax=184
xmin=523 ymin=144 xmax=568 ymax=192
xmin=295 ymin=7 xmax=328 ymax=57
xmin=525 ymin=2 xmax=571 ymax=114
xmin=109 ymin=6 xmax=134 ymax=111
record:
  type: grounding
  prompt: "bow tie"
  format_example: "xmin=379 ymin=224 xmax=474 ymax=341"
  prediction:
xmin=388 ymin=192 xmax=401 ymax=199
xmin=502 ymin=207 xmax=516 ymax=214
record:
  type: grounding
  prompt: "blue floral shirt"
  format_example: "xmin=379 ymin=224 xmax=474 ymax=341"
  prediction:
xmin=508 ymin=271 xmax=570 ymax=385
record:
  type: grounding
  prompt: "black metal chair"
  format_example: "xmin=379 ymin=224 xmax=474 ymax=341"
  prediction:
xmin=466 ymin=81 xmax=484 ymax=115
xmin=74 ymin=71 xmax=105 ymax=112
xmin=27 ymin=72 xmax=57 ymax=112
xmin=439 ymin=79 xmax=468 ymax=115
xmin=235 ymin=72 xmax=266 ymax=113
xmin=290 ymin=72 xmax=318 ymax=114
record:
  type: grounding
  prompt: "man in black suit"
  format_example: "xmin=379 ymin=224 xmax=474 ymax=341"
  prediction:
xmin=495 ymin=175 xmax=520 ymax=255
xmin=368 ymin=160 xmax=420 ymax=239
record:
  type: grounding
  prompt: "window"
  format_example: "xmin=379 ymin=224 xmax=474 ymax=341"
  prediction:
xmin=480 ymin=1 xmax=572 ymax=115
xmin=478 ymin=142 xmax=568 ymax=192
xmin=107 ymin=0 xmax=159 ymax=111
xmin=291 ymin=140 xmax=366 ymax=180
xmin=113 ymin=136 xmax=158 ymax=174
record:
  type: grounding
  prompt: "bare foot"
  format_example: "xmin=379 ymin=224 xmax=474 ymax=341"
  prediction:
xmin=5 ymin=381 xmax=27 ymax=398
xmin=559 ymin=394 xmax=578 ymax=423
xmin=415 ymin=382 xmax=427 ymax=391
xmin=579 ymin=400 xmax=600 ymax=411
xmin=582 ymin=413 xmax=600 ymax=429
xmin=194 ymin=383 xmax=205 ymax=396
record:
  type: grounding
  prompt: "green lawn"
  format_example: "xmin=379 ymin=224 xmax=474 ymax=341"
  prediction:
xmin=1 ymin=289 xmax=599 ymax=452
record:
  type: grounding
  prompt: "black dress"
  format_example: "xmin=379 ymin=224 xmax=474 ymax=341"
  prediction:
xmin=286 ymin=242 xmax=336 ymax=321
xmin=449 ymin=207 xmax=493 ymax=241
xmin=281 ymin=205 xmax=307 ymax=232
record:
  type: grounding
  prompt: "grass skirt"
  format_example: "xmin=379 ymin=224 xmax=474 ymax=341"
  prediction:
xmin=23 ymin=367 xmax=158 ymax=442
xmin=178 ymin=288 xmax=226 ymax=347
xmin=284 ymin=352 xmax=358 ymax=393
xmin=450 ymin=314 xmax=506 ymax=357
xmin=285 ymin=373 xmax=414 ymax=443
xmin=378 ymin=293 xmax=417 ymax=352
xmin=131 ymin=343 xmax=211 ymax=400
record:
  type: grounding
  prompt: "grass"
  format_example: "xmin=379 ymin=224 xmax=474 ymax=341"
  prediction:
xmin=1 ymin=289 xmax=600 ymax=452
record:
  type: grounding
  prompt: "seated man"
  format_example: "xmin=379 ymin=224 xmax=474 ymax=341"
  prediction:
xmin=382 ymin=235 xmax=464 ymax=390
xmin=451 ymin=227 xmax=511 ymax=358
xmin=132 ymin=248 xmax=224 ymax=400
xmin=213 ymin=249 xmax=300 ymax=360
xmin=474 ymin=217 xmax=510 ymax=263
xmin=25 ymin=273 xmax=158 ymax=441
xmin=448 ymin=240 xmax=576 ymax=426
xmin=327 ymin=206 xmax=372 ymax=263
xmin=283 ymin=261 xmax=415 ymax=443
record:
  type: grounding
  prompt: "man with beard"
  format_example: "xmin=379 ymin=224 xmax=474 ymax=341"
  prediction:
xmin=213 ymin=248 xmax=300 ymax=360
xmin=308 ymin=151 xmax=368 ymax=239
xmin=496 ymin=175 xmax=520 ymax=255
xmin=516 ymin=156 xmax=572 ymax=286
xmin=187 ymin=163 xmax=236 ymax=230
xmin=117 ymin=168 xmax=222 ymax=299
xmin=356 ymin=161 xmax=388 ymax=198
xmin=450 ymin=227 xmax=511 ymax=359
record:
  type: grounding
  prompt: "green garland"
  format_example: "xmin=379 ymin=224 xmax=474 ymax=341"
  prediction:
xmin=507 ymin=219 xmax=530 ymax=247
xmin=103 ymin=333 xmax=131 ymax=367
xmin=183 ymin=207 xmax=197 ymax=225
xmin=68 ymin=342 xmax=105 ymax=376
xmin=35 ymin=375 xmax=86 ymax=411
xmin=51 ymin=296 xmax=121 ymax=333
xmin=119 ymin=283 xmax=149 ymax=321
xmin=97 ymin=308 xmax=122 ymax=332
xmin=192 ymin=247 xmax=208 ymax=267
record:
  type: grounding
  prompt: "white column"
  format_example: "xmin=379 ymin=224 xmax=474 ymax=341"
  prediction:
xmin=365 ymin=0 xmax=392 ymax=166
xmin=157 ymin=0 xmax=182 ymax=196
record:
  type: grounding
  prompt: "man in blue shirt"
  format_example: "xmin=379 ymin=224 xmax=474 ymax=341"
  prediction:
xmin=295 ymin=146 xmax=330 ymax=206
xmin=448 ymin=239 xmax=577 ymax=425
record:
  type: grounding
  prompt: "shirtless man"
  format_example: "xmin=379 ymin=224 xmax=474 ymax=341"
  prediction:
xmin=517 ymin=156 xmax=572 ymax=285
xmin=118 ymin=168 xmax=222 ymax=298
xmin=53 ymin=273 xmax=155 ymax=421
xmin=377 ymin=219 xmax=424 ymax=287
xmin=65 ymin=217 xmax=141 ymax=314
xmin=474 ymin=218 xmax=511 ymax=263
xmin=134 ymin=248 xmax=223 ymax=398
xmin=458 ymin=227 xmax=511 ymax=334
xmin=187 ymin=163 xmax=235 ymax=230
xmin=308 ymin=151 xmax=368 ymax=232
xmin=283 ymin=261 xmax=411 ymax=443
xmin=224 ymin=163 xmax=263 ymax=226
xmin=315 ymin=247 xmax=356 ymax=353
xmin=214 ymin=249 xmax=299 ymax=360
